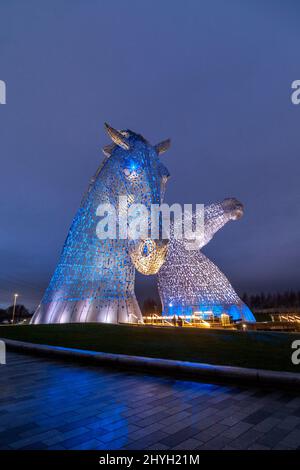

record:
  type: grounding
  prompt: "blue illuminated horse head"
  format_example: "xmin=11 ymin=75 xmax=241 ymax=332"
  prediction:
xmin=31 ymin=123 xmax=171 ymax=325
xmin=102 ymin=123 xmax=170 ymax=210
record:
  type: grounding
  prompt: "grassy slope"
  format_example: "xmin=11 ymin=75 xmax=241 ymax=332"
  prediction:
xmin=0 ymin=323 xmax=299 ymax=372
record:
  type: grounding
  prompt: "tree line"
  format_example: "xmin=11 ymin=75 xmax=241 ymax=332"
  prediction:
xmin=0 ymin=305 xmax=32 ymax=324
xmin=242 ymin=291 xmax=300 ymax=310
xmin=142 ymin=291 xmax=300 ymax=315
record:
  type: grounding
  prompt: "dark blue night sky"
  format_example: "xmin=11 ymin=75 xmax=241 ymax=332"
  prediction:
xmin=0 ymin=0 xmax=299 ymax=309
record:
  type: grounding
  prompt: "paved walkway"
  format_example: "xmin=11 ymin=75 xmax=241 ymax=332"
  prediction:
xmin=0 ymin=352 xmax=300 ymax=450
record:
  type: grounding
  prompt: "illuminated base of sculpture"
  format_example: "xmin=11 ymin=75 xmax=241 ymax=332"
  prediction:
xmin=31 ymin=296 xmax=143 ymax=325
xmin=162 ymin=302 xmax=255 ymax=323
xmin=158 ymin=250 xmax=256 ymax=324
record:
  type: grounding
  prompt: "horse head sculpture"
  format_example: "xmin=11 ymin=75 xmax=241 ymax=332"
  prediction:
xmin=31 ymin=123 xmax=170 ymax=325
xmin=158 ymin=198 xmax=256 ymax=323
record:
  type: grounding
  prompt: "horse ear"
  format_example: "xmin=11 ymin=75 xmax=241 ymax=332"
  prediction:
xmin=154 ymin=139 xmax=171 ymax=155
xmin=104 ymin=123 xmax=130 ymax=150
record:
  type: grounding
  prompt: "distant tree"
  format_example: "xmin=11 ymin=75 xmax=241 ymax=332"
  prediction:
xmin=142 ymin=298 xmax=161 ymax=316
xmin=260 ymin=292 xmax=266 ymax=308
xmin=243 ymin=290 xmax=300 ymax=310
xmin=283 ymin=291 xmax=289 ymax=307
xmin=253 ymin=294 xmax=260 ymax=308
xmin=266 ymin=293 xmax=273 ymax=308
xmin=0 ymin=308 xmax=8 ymax=323
xmin=289 ymin=290 xmax=297 ymax=307
xmin=275 ymin=292 xmax=282 ymax=308
xmin=242 ymin=292 xmax=248 ymax=305
xmin=5 ymin=304 xmax=32 ymax=323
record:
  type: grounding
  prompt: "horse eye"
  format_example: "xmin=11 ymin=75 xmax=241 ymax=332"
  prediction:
xmin=123 ymin=160 xmax=140 ymax=179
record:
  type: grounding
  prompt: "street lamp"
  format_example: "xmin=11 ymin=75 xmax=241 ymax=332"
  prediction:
xmin=12 ymin=293 xmax=18 ymax=324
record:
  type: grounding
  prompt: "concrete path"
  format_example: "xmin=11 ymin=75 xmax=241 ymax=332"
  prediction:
xmin=0 ymin=351 xmax=300 ymax=450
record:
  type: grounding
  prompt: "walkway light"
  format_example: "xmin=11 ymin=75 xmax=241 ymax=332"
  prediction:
xmin=12 ymin=293 xmax=19 ymax=324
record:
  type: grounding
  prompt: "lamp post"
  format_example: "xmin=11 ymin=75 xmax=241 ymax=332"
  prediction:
xmin=12 ymin=293 xmax=18 ymax=324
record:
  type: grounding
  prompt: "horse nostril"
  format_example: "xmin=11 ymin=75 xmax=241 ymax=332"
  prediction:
xmin=233 ymin=208 xmax=244 ymax=219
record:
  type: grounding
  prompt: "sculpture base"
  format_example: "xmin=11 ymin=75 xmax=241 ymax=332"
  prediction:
xmin=30 ymin=296 xmax=143 ymax=325
xmin=162 ymin=302 xmax=256 ymax=323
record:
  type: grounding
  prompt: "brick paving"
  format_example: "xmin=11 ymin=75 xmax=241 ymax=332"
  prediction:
xmin=0 ymin=351 xmax=300 ymax=450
